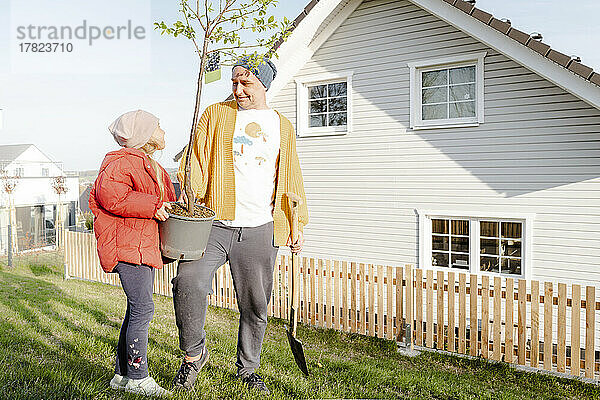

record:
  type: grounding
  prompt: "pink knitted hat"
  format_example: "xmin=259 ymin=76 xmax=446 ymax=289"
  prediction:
xmin=108 ymin=110 xmax=159 ymax=149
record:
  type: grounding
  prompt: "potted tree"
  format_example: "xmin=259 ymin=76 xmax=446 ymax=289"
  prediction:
xmin=155 ymin=0 xmax=291 ymax=260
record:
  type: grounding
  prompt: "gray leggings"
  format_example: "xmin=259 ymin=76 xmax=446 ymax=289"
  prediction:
xmin=114 ymin=262 xmax=155 ymax=379
xmin=172 ymin=221 xmax=278 ymax=376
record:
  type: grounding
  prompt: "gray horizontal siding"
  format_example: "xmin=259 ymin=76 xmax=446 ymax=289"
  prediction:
xmin=271 ymin=0 xmax=600 ymax=287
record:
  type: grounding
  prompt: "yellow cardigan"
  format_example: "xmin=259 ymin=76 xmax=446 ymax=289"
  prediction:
xmin=178 ymin=100 xmax=309 ymax=246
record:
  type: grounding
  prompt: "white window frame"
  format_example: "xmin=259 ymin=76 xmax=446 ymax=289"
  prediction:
xmin=295 ymin=71 xmax=353 ymax=137
xmin=417 ymin=209 xmax=534 ymax=281
xmin=408 ymin=52 xmax=486 ymax=130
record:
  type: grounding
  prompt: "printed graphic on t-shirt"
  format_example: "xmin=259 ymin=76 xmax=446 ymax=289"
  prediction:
xmin=233 ymin=122 xmax=272 ymax=166
xmin=221 ymin=108 xmax=280 ymax=228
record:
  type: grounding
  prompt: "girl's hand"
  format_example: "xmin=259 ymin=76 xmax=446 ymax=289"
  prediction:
xmin=154 ymin=202 xmax=172 ymax=221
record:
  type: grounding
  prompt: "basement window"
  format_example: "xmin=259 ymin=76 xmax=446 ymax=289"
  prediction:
xmin=417 ymin=209 xmax=533 ymax=279
xmin=479 ymin=221 xmax=523 ymax=275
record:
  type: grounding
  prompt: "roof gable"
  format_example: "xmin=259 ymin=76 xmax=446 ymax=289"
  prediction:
xmin=0 ymin=144 xmax=33 ymax=165
xmin=270 ymin=0 xmax=600 ymax=109
xmin=0 ymin=144 xmax=62 ymax=173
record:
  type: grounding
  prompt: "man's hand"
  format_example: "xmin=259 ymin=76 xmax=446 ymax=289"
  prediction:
xmin=177 ymin=191 xmax=204 ymax=208
xmin=154 ymin=202 xmax=172 ymax=221
xmin=286 ymin=230 xmax=304 ymax=254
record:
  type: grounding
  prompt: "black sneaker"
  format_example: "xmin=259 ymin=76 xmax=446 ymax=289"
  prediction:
xmin=239 ymin=372 xmax=270 ymax=394
xmin=172 ymin=347 xmax=209 ymax=391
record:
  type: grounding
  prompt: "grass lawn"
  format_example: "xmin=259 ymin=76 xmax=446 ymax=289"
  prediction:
xmin=1 ymin=251 xmax=599 ymax=399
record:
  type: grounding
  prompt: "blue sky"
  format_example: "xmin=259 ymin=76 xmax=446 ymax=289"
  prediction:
xmin=0 ymin=0 xmax=598 ymax=171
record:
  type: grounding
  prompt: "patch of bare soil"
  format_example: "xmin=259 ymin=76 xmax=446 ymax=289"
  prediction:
xmin=168 ymin=202 xmax=215 ymax=219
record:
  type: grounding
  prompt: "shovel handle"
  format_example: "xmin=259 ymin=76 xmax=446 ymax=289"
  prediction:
xmin=286 ymin=192 xmax=302 ymax=336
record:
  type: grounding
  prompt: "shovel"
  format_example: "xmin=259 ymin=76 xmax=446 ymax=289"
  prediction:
xmin=285 ymin=192 xmax=309 ymax=376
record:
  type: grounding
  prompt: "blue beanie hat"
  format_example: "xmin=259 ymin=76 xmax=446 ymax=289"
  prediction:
xmin=233 ymin=56 xmax=277 ymax=91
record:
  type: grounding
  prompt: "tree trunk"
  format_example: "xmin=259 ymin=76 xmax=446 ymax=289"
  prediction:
xmin=183 ymin=34 xmax=211 ymax=214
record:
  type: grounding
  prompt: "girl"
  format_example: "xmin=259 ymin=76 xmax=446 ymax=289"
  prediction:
xmin=89 ymin=110 xmax=176 ymax=397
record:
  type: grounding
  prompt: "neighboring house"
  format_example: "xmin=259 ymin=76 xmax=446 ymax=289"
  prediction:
xmin=79 ymin=184 xmax=92 ymax=214
xmin=0 ymin=144 xmax=79 ymax=251
xmin=267 ymin=0 xmax=600 ymax=286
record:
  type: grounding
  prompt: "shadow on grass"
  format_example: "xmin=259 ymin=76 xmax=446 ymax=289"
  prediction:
xmin=0 ymin=267 xmax=248 ymax=400
xmin=0 ymin=269 xmax=120 ymax=399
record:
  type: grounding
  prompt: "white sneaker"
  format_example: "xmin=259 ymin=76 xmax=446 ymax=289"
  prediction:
xmin=125 ymin=376 xmax=171 ymax=397
xmin=109 ymin=374 xmax=128 ymax=390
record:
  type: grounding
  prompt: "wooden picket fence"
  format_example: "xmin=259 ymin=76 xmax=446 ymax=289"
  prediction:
xmin=63 ymin=230 xmax=178 ymax=296
xmin=63 ymin=229 xmax=600 ymax=381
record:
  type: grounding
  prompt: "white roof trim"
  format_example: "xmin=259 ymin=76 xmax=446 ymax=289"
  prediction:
xmin=408 ymin=0 xmax=600 ymax=110
xmin=270 ymin=0 xmax=600 ymax=111
xmin=268 ymin=0 xmax=362 ymax=101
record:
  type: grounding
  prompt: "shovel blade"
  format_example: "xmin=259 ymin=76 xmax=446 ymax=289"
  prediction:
xmin=286 ymin=326 xmax=309 ymax=376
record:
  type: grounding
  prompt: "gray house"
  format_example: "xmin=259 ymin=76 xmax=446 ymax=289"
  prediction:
xmin=267 ymin=0 xmax=600 ymax=286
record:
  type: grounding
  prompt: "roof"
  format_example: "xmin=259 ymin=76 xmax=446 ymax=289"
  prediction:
xmin=0 ymin=144 xmax=32 ymax=164
xmin=441 ymin=0 xmax=600 ymax=87
xmin=79 ymin=185 xmax=92 ymax=213
xmin=274 ymin=0 xmax=600 ymax=88
xmin=265 ymin=0 xmax=600 ymax=111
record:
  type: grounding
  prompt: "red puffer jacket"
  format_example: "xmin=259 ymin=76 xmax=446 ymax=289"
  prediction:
xmin=89 ymin=148 xmax=176 ymax=272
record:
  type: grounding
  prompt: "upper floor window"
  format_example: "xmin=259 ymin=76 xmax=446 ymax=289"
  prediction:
xmin=295 ymin=71 xmax=353 ymax=137
xmin=15 ymin=167 xmax=24 ymax=177
xmin=408 ymin=52 xmax=486 ymax=129
xmin=422 ymin=66 xmax=476 ymax=120
xmin=42 ymin=168 xmax=49 ymax=177
xmin=308 ymin=82 xmax=347 ymax=128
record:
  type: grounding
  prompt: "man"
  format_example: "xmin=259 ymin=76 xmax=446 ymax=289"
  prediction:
xmin=171 ymin=57 xmax=309 ymax=394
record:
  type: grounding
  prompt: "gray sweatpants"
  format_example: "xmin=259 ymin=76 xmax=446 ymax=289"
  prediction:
xmin=172 ymin=221 xmax=278 ymax=376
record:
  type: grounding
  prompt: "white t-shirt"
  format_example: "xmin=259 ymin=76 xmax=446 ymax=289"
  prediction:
xmin=220 ymin=108 xmax=281 ymax=227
